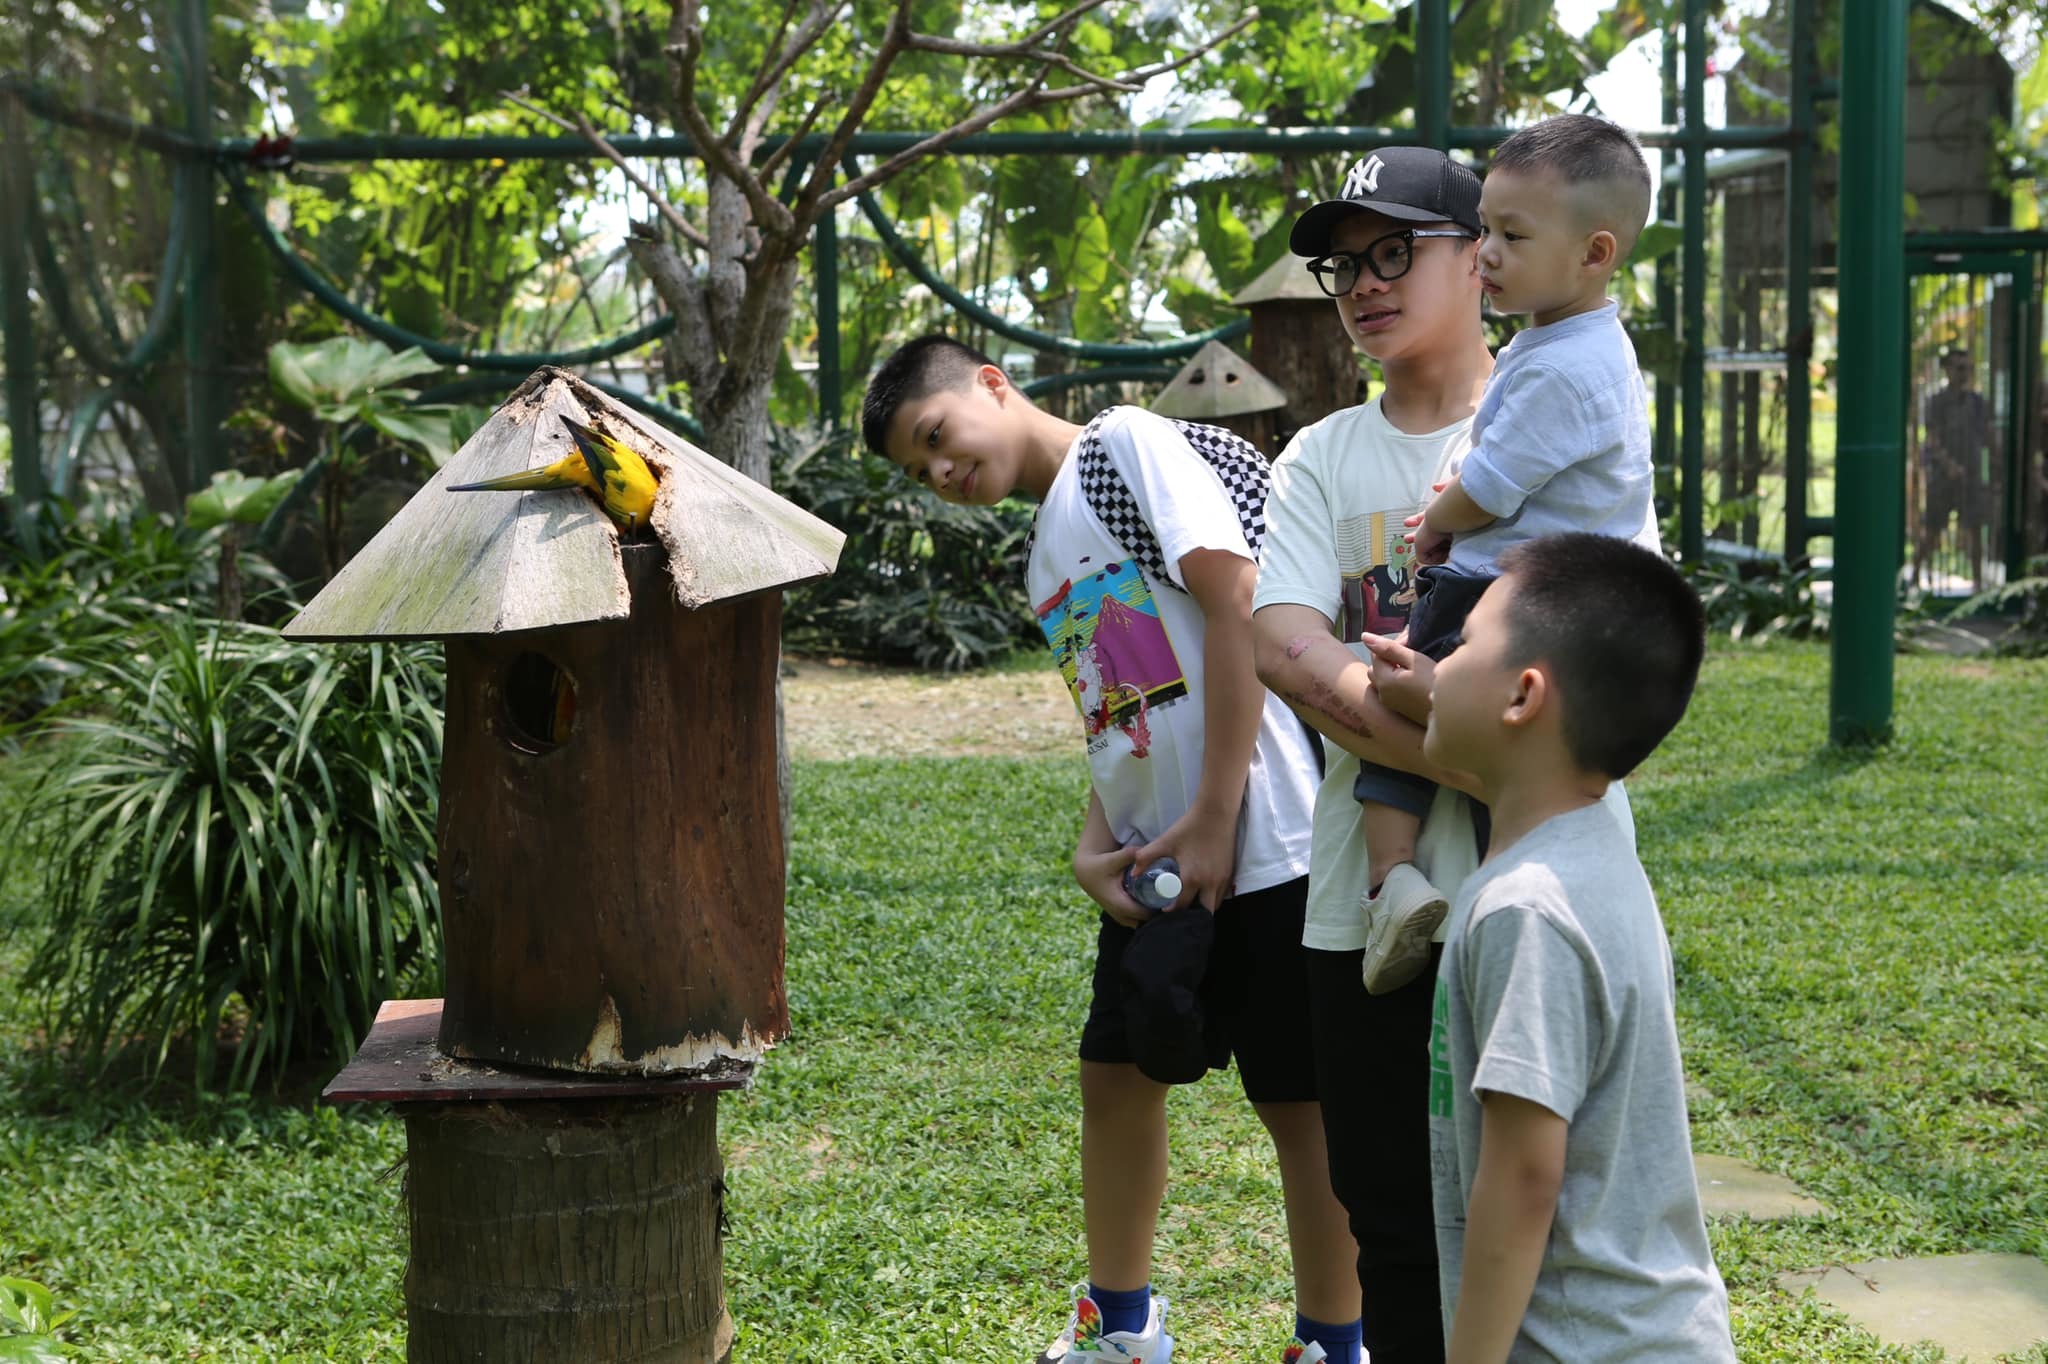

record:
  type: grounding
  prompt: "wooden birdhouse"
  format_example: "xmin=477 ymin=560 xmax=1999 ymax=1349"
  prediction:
xmin=1150 ymin=339 xmax=1289 ymax=457
xmin=1231 ymin=253 xmax=1368 ymax=445
xmin=289 ymin=366 xmax=842 ymax=1076
xmin=301 ymin=367 xmax=843 ymax=1362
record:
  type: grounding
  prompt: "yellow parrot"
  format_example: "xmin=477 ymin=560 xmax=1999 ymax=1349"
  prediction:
xmin=446 ymin=413 xmax=659 ymax=534
xmin=558 ymin=414 xmax=658 ymax=534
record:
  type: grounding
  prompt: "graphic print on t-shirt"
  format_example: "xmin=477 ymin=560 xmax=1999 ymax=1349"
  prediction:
xmin=1334 ymin=507 xmax=1422 ymax=641
xmin=1036 ymin=557 xmax=1188 ymax=756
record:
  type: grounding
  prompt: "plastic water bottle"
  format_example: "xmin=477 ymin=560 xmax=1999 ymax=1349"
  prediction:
xmin=1123 ymin=857 xmax=1184 ymax=913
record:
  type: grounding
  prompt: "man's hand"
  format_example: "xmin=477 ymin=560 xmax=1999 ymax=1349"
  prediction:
xmin=1074 ymin=839 xmax=1148 ymax=927
xmin=1360 ymin=631 xmax=1436 ymax=725
xmin=1134 ymin=803 xmax=1237 ymax=912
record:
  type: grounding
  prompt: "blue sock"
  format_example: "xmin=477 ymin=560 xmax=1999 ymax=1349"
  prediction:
xmin=1294 ymin=1311 xmax=1363 ymax=1364
xmin=1088 ymin=1282 xmax=1153 ymax=1338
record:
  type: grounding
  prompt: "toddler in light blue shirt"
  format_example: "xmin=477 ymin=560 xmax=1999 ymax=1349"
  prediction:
xmin=1353 ymin=114 xmax=1661 ymax=998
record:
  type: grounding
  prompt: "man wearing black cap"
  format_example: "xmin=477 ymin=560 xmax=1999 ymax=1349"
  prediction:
xmin=1251 ymin=145 xmax=1639 ymax=1362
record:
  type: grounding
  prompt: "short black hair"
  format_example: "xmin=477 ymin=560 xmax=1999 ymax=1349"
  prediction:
xmin=1494 ymin=532 xmax=1705 ymax=780
xmin=860 ymin=335 xmax=995 ymax=457
xmin=1489 ymin=114 xmax=1652 ymax=250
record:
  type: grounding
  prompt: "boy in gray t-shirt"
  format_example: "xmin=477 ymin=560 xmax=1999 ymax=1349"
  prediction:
xmin=1417 ymin=532 xmax=1734 ymax=1361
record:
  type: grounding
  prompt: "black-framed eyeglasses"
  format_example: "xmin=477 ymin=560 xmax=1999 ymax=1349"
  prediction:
xmin=1306 ymin=228 xmax=1478 ymax=297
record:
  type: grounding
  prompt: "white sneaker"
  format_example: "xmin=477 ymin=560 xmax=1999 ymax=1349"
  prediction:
xmin=1360 ymin=862 xmax=1448 ymax=996
xmin=1282 ymin=1341 xmax=1329 ymax=1363
xmin=1033 ymin=1285 xmax=1173 ymax=1363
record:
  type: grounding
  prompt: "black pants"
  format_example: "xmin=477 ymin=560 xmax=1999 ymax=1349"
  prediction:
xmin=1306 ymin=943 xmax=1446 ymax=1362
xmin=1354 ymin=565 xmax=1498 ymax=818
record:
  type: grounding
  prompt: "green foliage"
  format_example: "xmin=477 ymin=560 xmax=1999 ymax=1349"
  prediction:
xmin=267 ymin=338 xmax=463 ymax=469
xmin=0 ymin=1275 xmax=74 ymax=1362
xmin=183 ymin=472 xmax=302 ymax=534
xmin=774 ymin=428 xmax=1037 ymax=670
xmin=0 ymin=499 xmax=268 ymax=746
xmin=14 ymin=621 xmax=444 ymax=1093
xmin=1686 ymin=556 xmax=1834 ymax=643
xmin=0 ymin=647 xmax=2045 ymax=1356
xmin=1947 ymin=560 xmax=2048 ymax=656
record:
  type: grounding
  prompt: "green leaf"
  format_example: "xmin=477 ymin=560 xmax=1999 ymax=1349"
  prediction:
xmin=184 ymin=471 xmax=304 ymax=532
xmin=0 ymin=1336 xmax=67 ymax=1364
xmin=267 ymin=338 xmax=442 ymax=413
xmin=364 ymin=406 xmax=460 ymax=468
xmin=1626 ymin=221 xmax=1684 ymax=267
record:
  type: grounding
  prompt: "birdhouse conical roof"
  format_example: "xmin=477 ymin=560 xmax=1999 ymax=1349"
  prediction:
xmin=1149 ymin=340 xmax=1288 ymax=420
xmin=1230 ymin=253 xmax=1328 ymax=306
xmin=284 ymin=367 xmax=845 ymax=641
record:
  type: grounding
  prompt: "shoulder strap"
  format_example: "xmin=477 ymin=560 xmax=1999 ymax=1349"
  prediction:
xmin=1072 ymin=410 xmax=1271 ymax=595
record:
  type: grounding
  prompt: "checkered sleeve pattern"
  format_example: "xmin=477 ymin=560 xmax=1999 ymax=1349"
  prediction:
xmin=1073 ymin=411 xmax=1272 ymax=595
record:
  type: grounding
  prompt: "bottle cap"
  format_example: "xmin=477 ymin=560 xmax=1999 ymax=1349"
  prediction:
xmin=1152 ymin=871 xmax=1183 ymax=901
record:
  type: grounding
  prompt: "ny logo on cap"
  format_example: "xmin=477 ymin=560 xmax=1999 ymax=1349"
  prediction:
xmin=1347 ymin=153 xmax=1387 ymax=198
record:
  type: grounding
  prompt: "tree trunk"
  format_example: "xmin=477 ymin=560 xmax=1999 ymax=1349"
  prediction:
xmin=404 ymin=1095 xmax=733 ymax=1363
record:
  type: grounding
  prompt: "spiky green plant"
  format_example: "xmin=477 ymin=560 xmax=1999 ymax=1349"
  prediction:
xmin=15 ymin=618 xmax=444 ymax=1092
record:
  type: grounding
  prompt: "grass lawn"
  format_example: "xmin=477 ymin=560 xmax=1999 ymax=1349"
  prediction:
xmin=3 ymin=642 xmax=2046 ymax=1361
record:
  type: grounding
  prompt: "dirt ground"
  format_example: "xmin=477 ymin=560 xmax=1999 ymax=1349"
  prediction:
xmin=782 ymin=656 xmax=1077 ymax=760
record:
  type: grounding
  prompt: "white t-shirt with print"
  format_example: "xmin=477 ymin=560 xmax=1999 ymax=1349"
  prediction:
xmin=1253 ymin=400 xmax=1634 ymax=952
xmin=1027 ymin=406 xmax=1317 ymax=896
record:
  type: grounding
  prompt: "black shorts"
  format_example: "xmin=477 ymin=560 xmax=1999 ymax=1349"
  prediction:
xmin=1077 ymin=875 xmax=1318 ymax=1104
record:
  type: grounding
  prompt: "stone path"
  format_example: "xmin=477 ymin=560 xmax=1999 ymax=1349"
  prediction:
xmin=1694 ymin=1153 xmax=1827 ymax=1220
xmin=1778 ymin=1254 xmax=2048 ymax=1362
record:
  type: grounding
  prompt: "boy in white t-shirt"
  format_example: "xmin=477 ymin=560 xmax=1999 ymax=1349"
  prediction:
xmin=1351 ymin=115 xmax=1661 ymax=997
xmin=863 ymin=337 xmax=1359 ymax=1364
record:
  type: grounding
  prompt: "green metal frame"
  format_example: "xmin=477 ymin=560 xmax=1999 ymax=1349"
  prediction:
xmin=9 ymin=0 xmax=1938 ymax=749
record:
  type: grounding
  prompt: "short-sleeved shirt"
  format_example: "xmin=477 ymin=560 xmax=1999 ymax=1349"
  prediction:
xmin=1449 ymin=301 xmax=1659 ymax=575
xmin=1252 ymin=400 xmax=1481 ymax=948
xmin=1028 ymin=406 xmax=1317 ymax=895
xmin=1428 ymin=803 xmax=1735 ymax=1361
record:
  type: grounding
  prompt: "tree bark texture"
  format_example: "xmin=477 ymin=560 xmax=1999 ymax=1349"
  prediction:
xmin=1247 ymin=299 xmax=1365 ymax=442
xmin=438 ymin=541 xmax=788 ymax=1075
xmin=403 ymin=1095 xmax=732 ymax=1363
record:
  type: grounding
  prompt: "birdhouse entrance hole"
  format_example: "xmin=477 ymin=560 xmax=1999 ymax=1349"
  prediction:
xmin=499 ymin=651 xmax=576 ymax=752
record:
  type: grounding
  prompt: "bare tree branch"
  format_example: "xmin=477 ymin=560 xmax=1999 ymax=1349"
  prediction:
xmin=901 ymin=0 xmax=1113 ymax=60
xmin=820 ymin=9 xmax=1258 ymax=213
xmin=625 ymin=222 xmax=719 ymax=394
xmin=791 ymin=0 xmax=916 ymax=218
xmin=729 ymin=0 xmax=849 ymax=148
xmin=503 ymin=91 xmax=712 ymax=251
xmin=756 ymin=85 xmax=837 ymax=189
xmin=666 ymin=22 xmax=799 ymax=240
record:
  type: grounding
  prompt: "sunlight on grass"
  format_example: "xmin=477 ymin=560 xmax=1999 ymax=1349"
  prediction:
xmin=2 ymin=644 xmax=2044 ymax=1361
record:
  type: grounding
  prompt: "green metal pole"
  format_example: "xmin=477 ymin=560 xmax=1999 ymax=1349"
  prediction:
xmin=177 ymin=0 xmax=219 ymax=493
xmin=1785 ymin=0 xmax=1815 ymax=563
xmin=1417 ymin=0 xmax=1451 ymax=152
xmin=1680 ymin=0 xmax=1707 ymax=563
xmin=0 ymin=94 xmax=43 ymax=547
xmin=1829 ymin=0 xmax=1908 ymax=746
xmin=1654 ymin=27 xmax=1679 ymax=522
xmin=815 ymin=203 xmax=841 ymax=428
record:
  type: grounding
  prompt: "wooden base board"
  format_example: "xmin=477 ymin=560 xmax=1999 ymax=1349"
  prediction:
xmin=322 ymin=999 xmax=755 ymax=1105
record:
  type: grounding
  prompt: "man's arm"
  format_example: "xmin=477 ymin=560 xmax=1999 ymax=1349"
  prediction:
xmin=1127 ymin=547 xmax=1264 ymax=911
xmin=1252 ymin=603 xmax=1480 ymax=796
xmin=1445 ymin=1092 xmax=1568 ymax=1364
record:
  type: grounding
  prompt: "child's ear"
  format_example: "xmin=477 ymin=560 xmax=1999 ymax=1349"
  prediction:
xmin=1583 ymin=228 xmax=1619 ymax=272
xmin=1502 ymin=665 xmax=1549 ymax=731
xmin=976 ymin=363 xmax=1010 ymax=399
